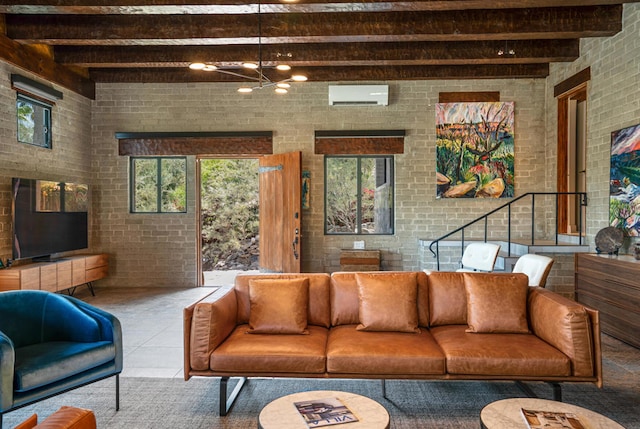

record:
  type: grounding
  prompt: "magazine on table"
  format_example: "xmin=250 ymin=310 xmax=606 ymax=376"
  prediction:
xmin=521 ymin=408 xmax=586 ymax=429
xmin=294 ymin=396 xmax=359 ymax=427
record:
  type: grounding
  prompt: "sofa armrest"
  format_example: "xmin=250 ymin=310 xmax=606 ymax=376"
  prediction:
xmin=527 ymin=287 xmax=601 ymax=384
xmin=184 ymin=286 xmax=238 ymax=377
xmin=0 ymin=330 xmax=15 ymax=412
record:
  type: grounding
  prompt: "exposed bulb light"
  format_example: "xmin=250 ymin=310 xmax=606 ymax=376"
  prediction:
xmin=276 ymin=64 xmax=291 ymax=71
xmin=275 ymin=87 xmax=288 ymax=94
xmin=243 ymin=62 xmax=259 ymax=69
xmin=189 ymin=62 xmax=218 ymax=71
xmin=291 ymin=75 xmax=308 ymax=82
xmin=238 ymin=87 xmax=253 ymax=93
xmin=276 ymin=82 xmax=291 ymax=88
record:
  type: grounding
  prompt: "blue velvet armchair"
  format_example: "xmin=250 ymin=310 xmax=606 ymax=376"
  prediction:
xmin=0 ymin=290 xmax=122 ymax=427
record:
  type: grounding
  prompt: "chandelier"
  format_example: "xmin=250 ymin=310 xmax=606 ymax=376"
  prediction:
xmin=188 ymin=2 xmax=307 ymax=94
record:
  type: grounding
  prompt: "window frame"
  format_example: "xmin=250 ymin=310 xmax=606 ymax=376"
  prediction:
xmin=129 ymin=156 xmax=188 ymax=214
xmin=16 ymin=93 xmax=52 ymax=149
xmin=324 ymin=154 xmax=395 ymax=235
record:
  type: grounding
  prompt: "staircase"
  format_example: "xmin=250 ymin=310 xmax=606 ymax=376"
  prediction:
xmin=422 ymin=192 xmax=590 ymax=273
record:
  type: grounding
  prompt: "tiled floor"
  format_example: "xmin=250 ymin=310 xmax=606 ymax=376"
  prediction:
xmin=75 ymin=285 xmax=217 ymax=378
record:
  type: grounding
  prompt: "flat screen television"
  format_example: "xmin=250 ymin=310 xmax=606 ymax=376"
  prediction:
xmin=12 ymin=177 xmax=89 ymax=261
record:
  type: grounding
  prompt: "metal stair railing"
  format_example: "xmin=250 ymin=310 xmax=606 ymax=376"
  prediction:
xmin=428 ymin=192 xmax=587 ymax=271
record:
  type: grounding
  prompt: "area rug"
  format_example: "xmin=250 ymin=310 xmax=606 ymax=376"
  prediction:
xmin=3 ymin=373 xmax=638 ymax=429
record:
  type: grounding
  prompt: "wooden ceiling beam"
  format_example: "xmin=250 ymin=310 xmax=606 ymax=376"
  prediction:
xmin=54 ymin=40 xmax=580 ymax=68
xmin=5 ymin=6 xmax=622 ymax=44
xmin=89 ymin=64 xmax=549 ymax=82
xmin=0 ymin=33 xmax=95 ymax=98
xmin=0 ymin=0 xmax=635 ymax=15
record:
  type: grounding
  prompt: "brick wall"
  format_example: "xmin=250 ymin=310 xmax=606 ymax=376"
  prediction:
xmin=546 ymin=3 xmax=640 ymax=248
xmin=1 ymin=4 xmax=638 ymax=289
xmin=91 ymin=79 xmax=549 ymax=287
xmin=0 ymin=63 xmax=93 ymax=265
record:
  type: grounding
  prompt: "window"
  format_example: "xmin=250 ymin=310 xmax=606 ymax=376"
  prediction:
xmin=16 ymin=94 xmax=52 ymax=148
xmin=130 ymin=157 xmax=187 ymax=213
xmin=325 ymin=155 xmax=394 ymax=234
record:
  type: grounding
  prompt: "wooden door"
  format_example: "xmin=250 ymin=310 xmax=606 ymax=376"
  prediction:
xmin=259 ymin=151 xmax=302 ymax=273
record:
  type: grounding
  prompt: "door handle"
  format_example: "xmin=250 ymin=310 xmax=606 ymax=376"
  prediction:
xmin=292 ymin=237 xmax=299 ymax=260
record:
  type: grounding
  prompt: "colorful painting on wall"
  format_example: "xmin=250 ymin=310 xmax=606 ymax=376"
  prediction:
xmin=436 ymin=102 xmax=515 ymax=198
xmin=609 ymin=123 xmax=640 ymax=235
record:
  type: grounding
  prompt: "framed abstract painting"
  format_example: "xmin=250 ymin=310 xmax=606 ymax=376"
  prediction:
xmin=610 ymin=123 xmax=640 ymax=235
xmin=436 ymin=102 xmax=515 ymax=198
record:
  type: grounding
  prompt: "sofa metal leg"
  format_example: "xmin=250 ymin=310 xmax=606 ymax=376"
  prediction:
xmin=549 ymin=382 xmax=562 ymax=402
xmin=516 ymin=381 xmax=537 ymax=398
xmin=219 ymin=376 xmax=247 ymax=416
xmin=381 ymin=379 xmax=387 ymax=399
xmin=116 ymin=374 xmax=120 ymax=411
xmin=516 ymin=381 xmax=563 ymax=402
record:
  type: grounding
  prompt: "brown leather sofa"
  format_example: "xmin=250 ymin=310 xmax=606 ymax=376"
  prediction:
xmin=184 ymin=271 xmax=602 ymax=415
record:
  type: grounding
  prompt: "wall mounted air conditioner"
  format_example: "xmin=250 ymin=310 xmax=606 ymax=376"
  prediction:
xmin=328 ymin=85 xmax=389 ymax=106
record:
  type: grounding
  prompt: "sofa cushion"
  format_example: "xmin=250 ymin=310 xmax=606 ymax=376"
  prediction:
xmin=356 ymin=272 xmax=420 ymax=333
xmin=14 ymin=341 xmax=115 ymax=392
xmin=248 ymin=278 xmax=309 ymax=334
xmin=327 ymin=325 xmax=445 ymax=375
xmin=235 ymin=274 xmax=331 ymax=328
xmin=431 ymin=325 xmax=571 ymax=376
xmin=427 ymin=271 xmax=467 ymax=326
xmin=464 ymin=273 xmax=530 ymax=333
xmin=211 ymin=324 xmax=328 ymax=374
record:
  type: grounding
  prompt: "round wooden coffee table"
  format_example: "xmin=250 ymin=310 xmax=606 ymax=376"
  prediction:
xmin=480 ymin=398 xmax=625 ymax=429
xmin=258 ymin=390 xmax=390 ymax=429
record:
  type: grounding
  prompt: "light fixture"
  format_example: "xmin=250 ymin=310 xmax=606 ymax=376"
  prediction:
xmin=497 ymin=41 xmax=516 ymax=57
xmin=11 ymin=74 xmax=63 ymax=102
xmin=188 ymin=1 xmax=307 ymax=94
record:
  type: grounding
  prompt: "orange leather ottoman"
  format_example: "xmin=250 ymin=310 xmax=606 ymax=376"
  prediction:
xmin=14 ymin=406 xmax=96 ymax=429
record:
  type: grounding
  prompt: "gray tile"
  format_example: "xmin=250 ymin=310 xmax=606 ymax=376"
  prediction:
xmin=71 ymin=285 xmax=216 ymax=378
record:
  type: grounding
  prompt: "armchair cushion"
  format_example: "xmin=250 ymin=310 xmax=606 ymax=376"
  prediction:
xmin=14 ymin=341 xmax=115 ymax=392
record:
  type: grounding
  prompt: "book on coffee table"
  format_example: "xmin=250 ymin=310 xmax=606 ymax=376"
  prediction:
xmin=521 ymin=408 xmax=586 ymax=429
xmin=294 ymin=396 xmax=359 ymax=427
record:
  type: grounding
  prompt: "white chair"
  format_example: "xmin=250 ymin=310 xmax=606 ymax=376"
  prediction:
xmin=512 ymin=254 xmax=554 ymax=287
xmin=456 ymin=242 xmax=501 ymax=272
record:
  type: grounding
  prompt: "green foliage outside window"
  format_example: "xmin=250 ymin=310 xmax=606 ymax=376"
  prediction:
xmin=131 ymin=157 xmax=186 ymax=213
xmin=17 ymin=94 xmax=52 ymax=148
xmin=325 ymin=155 xmax=394 ymax=235
xmin=200 ymin=158 xmax=259 ymax=270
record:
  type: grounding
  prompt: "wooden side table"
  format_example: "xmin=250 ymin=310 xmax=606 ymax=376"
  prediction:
xmin=339 ymin=249 xmax=381 ymax=271
xmin=480 ymin=398 xmax=624 ymax=429
xmin=258 ymin=390 xmax=389 ymax=429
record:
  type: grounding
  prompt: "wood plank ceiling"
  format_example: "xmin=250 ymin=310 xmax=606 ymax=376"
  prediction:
xmin=0 ymin=0 xmax=637 ymax=99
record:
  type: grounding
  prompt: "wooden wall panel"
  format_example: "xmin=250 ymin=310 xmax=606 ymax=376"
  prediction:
xmin=315 ymin=137 xmax=404 ymax=154
xmin=118 ymin=136 xmax=273 ymax=156
xmin=438 ymin=91 xmax=500 ymax=103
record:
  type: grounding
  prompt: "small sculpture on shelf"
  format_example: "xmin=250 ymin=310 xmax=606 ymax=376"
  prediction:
xmin=634 ymin=243 xmax=640 ymax=260
xmin=594 ymin=226 xmax=624 ymax=255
